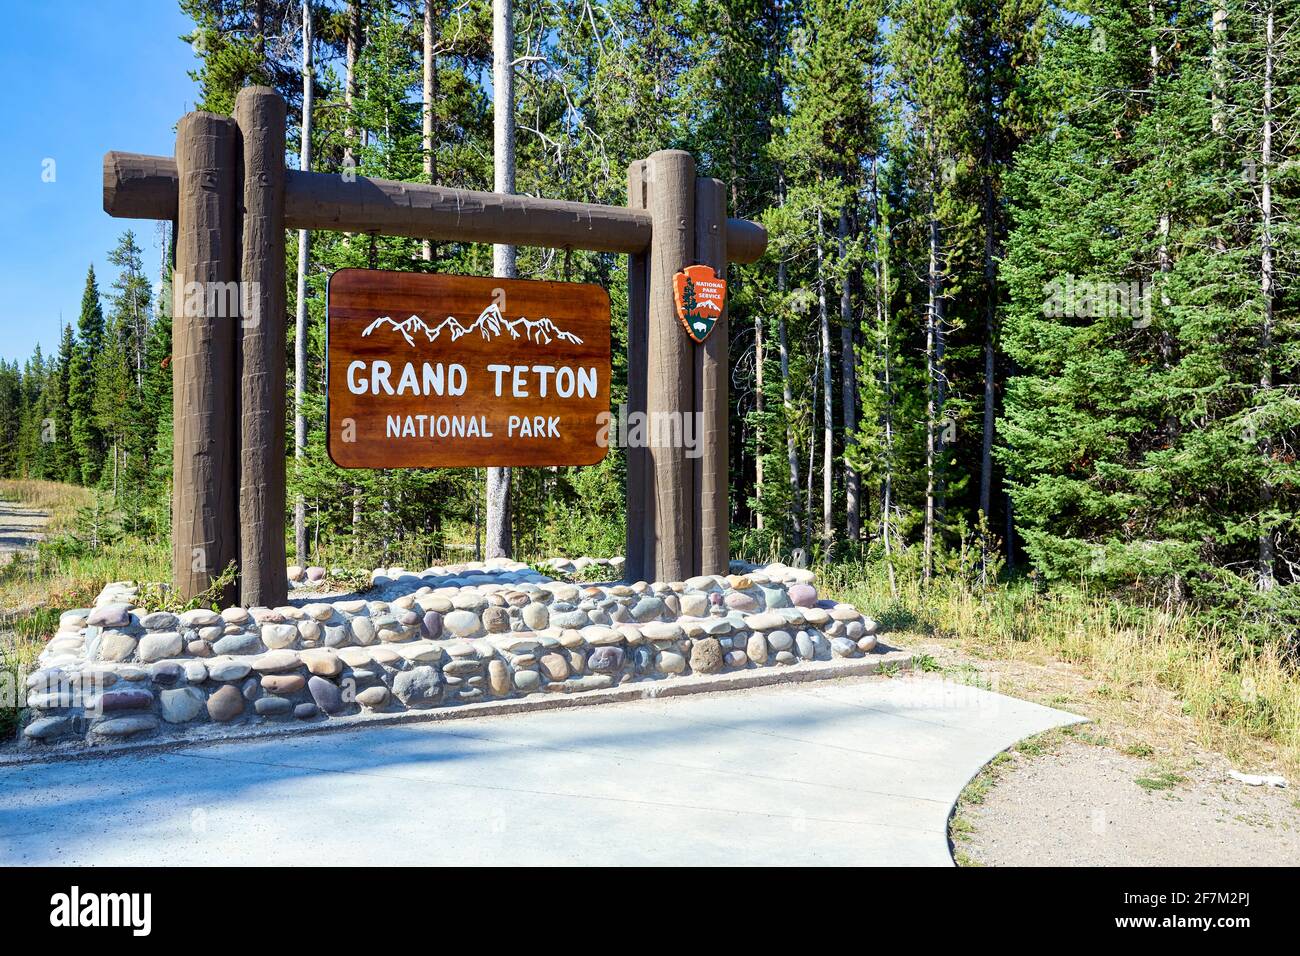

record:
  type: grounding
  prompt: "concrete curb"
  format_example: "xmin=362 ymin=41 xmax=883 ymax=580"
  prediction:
xmin=941 ymin=713 xmax=1091 ymax=865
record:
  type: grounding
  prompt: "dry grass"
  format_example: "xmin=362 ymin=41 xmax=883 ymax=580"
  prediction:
xmin=0 ymin=479 xmax=92 ymax=533
xmin=0 ymin=479 xmax=166 ymax=625
xmin=0 ymin=631 xmax=44 ymax=739
xmin=827 ymin=565 xmax=1300 ymax=780
xmin=0 ymin=480 xmax=163 ymax=740
xmin=0 ymin=539 xmax=168 ymax=622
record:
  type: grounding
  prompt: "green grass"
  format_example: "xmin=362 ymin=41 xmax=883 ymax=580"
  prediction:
xmin=1061 ymin=724 xmax=1111 ymax=748
xmin=911 ymin=652 xmax=941 ymax=673
xmin=1135 ymin=769 xmax=1188 ymax=792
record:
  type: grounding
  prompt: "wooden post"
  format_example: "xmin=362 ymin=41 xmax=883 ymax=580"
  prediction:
xmin=172 ymin=112 xmax=240 ymax=604
xmin=695 ymin=177 xmax=729 ymax=575
xmin=645 ymin=150 xmax=696 ymax=582
xmin=234 ymin=87 xmax=288 ymax=607
xmin=625 ymin=159 xmax=650 ymax=584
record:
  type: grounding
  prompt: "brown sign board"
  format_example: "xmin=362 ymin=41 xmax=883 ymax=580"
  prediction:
xmin=327 ymin=269 xmax=611 ymax=468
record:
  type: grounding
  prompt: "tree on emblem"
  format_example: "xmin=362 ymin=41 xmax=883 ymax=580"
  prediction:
xmin=681 ymin=276 xmax=705 ymax=333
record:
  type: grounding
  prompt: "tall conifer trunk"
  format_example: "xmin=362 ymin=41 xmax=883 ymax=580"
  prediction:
xmin=817 ymin=207 xmax=834 ymax=551
xmin=839 ymin=204 xmax=859 ymax=542
xmin=344 ymin=2 xmax=361 ymax=165
xmin=1258 ymin=1 xmax=1277 ymax=589
xmin=293 ymin=0 xmax=313 ymax=564
xmin=755 ymin=294 xmax=764 ymax=532
xmin=871 ymin=153 xmax=897 ymax=594
xmin=776 ymin=183 xmax=803 ymax=550
xmin=979 ymin=48 xmax=997 ymax=566
xmin=924 ymin=181 xmax=941 ymax=583
xmin=1212 ymin=3 xmax=1228 ymax=135
xmin=422 ymin=1 xmax=438 ymax=263
xmin=486 ymin=0 xmax=516 ymax=559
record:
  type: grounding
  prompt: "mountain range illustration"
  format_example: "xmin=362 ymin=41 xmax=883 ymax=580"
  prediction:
xmin=361 ymin=302 xmax=583 ymax=347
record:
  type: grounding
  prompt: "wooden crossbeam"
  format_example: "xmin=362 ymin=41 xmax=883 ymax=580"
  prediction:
xmin=104 ymin=151 xmax=768 ymax=263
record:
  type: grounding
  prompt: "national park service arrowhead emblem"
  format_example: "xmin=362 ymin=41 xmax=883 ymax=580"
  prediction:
xmin=673 ymin=264 xmax=726 ymax=343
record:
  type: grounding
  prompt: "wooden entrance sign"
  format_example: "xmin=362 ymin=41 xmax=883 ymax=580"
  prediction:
xmin=327 ymin=270 xmax=610 ymax=468
xmin=102 ymin=88 xmax=766 ymax=600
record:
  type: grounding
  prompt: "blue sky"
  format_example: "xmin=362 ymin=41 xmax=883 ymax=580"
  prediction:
xmin=0 ymin=1 xmax=200 ymax=363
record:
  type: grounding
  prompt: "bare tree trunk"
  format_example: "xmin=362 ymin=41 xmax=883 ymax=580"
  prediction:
xmin=979 ymin=190 xmax=995 ymax=527
xmin=754 ymin=286 xmax=764 ymax=531
xmin=474 ymin=469 xmax=482 ymax=561
xmin=923 ymin=186 xmax=940 ymax=584
xmin=816 ymin=207 xmax=833 ymax=551
xmin=294 ymin=0 xmax=313 ymax=565
xmin=422 ymin=1 xmax=437 ymax=262
xmin=1212 ymin=3 xmax=1227 ymax=135
xmin=767 ymin=0 xmax=790 ymax=545
xmin=838 ymin=205 xmax=859 ymax=542
xmin=486 ymin=0 xmax=515 ymax=559
xmin=344 ymin=2 xmax=360 ymax=166
xmin=872 ymin=155 xmax=897 ymax=597
xmin=806 ymin=350 xmax=817 ymax=525
xmin=352 ymin=489 xmax=361 ymax=553
xmin=1149 ymin=4 xmax=1177 ymax=450
xmin=254 ymin=0 xmax=266 ymax=62
xmin=935 ymin=235 xmax=947 ymax=536
xmin=1259 ymin=1 xmax=1277 ymax=590
xmin=777 ymin=254 xmax=802 ymax=550
xmin=979 ymin=75 xmax=997 ymax=571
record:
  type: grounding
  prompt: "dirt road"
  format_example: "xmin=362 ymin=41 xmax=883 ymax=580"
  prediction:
xmin=0 ymin=499 xmax=48 ymax=569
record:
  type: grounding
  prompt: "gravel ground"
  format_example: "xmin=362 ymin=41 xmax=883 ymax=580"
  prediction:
xmin=957 ymin=738 xmax=1300 ymax=866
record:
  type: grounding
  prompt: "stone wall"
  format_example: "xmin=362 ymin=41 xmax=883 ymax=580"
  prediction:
xmin=19 ymin=560 xmax=881 ymax=748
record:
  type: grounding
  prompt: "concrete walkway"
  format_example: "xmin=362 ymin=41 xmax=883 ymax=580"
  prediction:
xmin=0 ymin=676 xmax=1081 ymax=866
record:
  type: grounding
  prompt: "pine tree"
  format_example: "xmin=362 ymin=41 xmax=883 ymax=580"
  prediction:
xmin=16 ymin=346 xmax=52 ymax=478
xmin=180 ymin=0 xmax=304 ymax=116
xmin=69 ymin=265 xmax=105 ymax=485
xmin=53 ymin=321 xmax=79 ymax=482
xmin=0 ymin=361 xmax=20 ymax=478
xmin=999 ymin=0 xmax=1300 ymax=622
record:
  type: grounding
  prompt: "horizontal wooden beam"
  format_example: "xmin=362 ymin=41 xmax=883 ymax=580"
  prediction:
xmin=104 ymin=151 xmax=768 ymax=263
xmin=284 ymin=169 xmax=651 ymax=254
xmin=103 ymin=152 xmax=181 ymax=220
